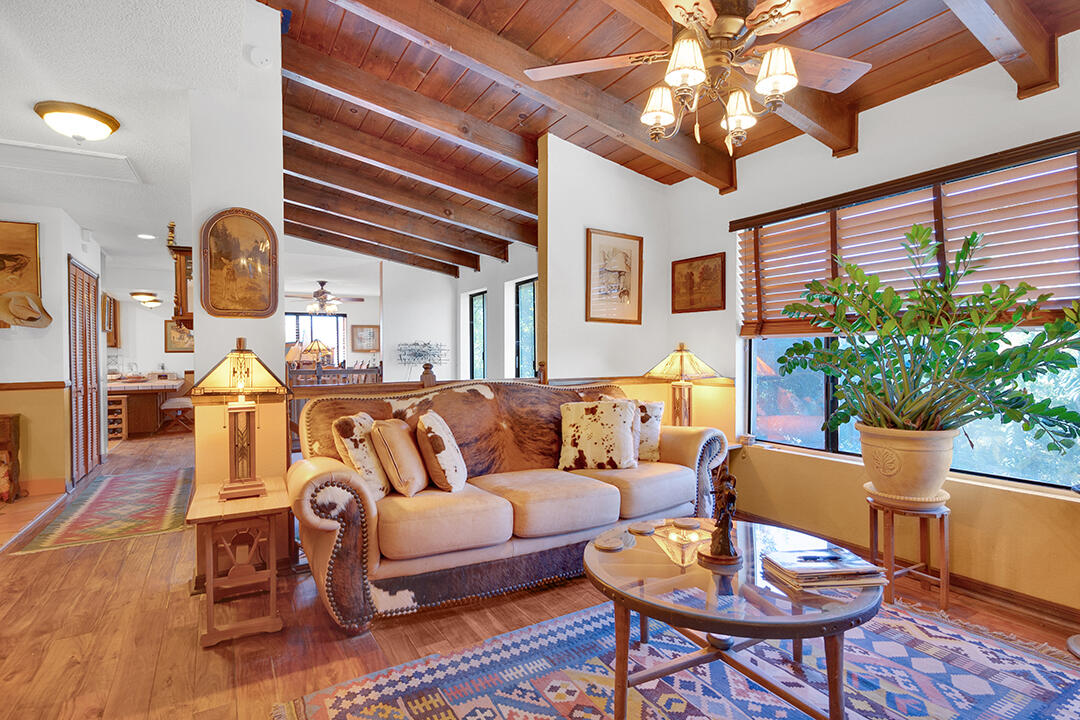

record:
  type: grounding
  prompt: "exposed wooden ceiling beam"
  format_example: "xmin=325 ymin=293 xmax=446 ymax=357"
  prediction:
xmin=283 ymin=145 xmax=534 ymax=247
xmin=284 ymin=105 xmax=538 ymax=218
xmin=284 ymin=202 xmax=480 ymax=270
xmin=284 ymin=175 xmax=509 ymax=261
xmin=282 ymin=37 xmax=537 ymax=173
xmin=284 ymin=221 xmax=460 ymax=278
xmin=326 ymin=0 xmax=734 ymax=192
xmin=943 ymin=0 xmax=1057 ymax=99
xmin=596 ymin=0 xmax=673 ymax=44
xmin=729 ymin=73 xmax=858 ymax=157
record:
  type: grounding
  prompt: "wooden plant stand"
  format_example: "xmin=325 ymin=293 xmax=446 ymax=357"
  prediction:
xmin=186 ymin=476 xmax=289 ymax=647
xmin=868 ymin=498 xmax=950 ymax=609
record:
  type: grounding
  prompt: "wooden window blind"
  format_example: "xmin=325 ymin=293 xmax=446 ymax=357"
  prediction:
xmin=941 ymin=154 xmax=1080 ymax=309
xmin=738 ymin=143 xmax=1080 ymax=337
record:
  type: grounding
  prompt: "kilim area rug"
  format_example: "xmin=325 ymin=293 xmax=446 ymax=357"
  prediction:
xmin=273 ymin=601 xmax=1080 ymax=720
xmin=17 ymin=467 xmax=193 ymax=553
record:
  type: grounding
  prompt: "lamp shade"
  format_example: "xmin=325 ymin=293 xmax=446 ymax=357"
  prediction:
xmin=640 ymin=86 xmax=676 ymax=128
xmin=191 ymin=337 xmax=287 ymax=397
xmin=720 ymin=89 xmax=756 ymax=132
xmin=754 ymin=46 xmax=798 ymax=96
xmin=303 ymin=339 xmax=333 ymax=356
xmin=284 ymin=342 xmax=303 ymax=363
xmin=645 ymin=342 xmax=720 ymax=381
xmin=664 ymin=34 xmax=707 ymax=89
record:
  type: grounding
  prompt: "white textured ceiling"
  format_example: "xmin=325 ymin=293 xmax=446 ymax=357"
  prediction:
xmin=0 ymin=0 xmax=242 ymax=267
xmin=282 ymin=234 xmax=383 ymax=298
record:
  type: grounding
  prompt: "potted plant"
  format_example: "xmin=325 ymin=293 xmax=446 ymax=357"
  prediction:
xmin=778 ymin=224 xmax=1080 ymax=503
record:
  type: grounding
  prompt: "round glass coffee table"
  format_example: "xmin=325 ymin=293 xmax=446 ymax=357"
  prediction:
xmin=584 ymin=518 xmax=883 ymax=720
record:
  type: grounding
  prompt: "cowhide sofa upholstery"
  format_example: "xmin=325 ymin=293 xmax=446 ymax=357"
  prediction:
xmin=286 ymin=379 xmax=727 ymax=634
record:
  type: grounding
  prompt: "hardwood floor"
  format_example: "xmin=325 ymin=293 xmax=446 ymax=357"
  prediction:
xmin=0 ymin=435 xmax=1076 ymax=719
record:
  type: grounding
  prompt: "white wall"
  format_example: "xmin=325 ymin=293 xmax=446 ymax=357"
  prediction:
xmin=282 ymin=297 xmax=381 ymax=366
xmin=0 ymin=203 xmax=102 ymax=383
xmin=457 ymin=243 xmax=537 ymax=379
xmin=189 ymin=0 xmax=284 ymax=377
xmin=100 ymin=262 xmax=194 ymax=376
xmin=382 ymin=262 xmax=457 ymax=382
xmin=540 ymin=134 xmax=674 ymax=378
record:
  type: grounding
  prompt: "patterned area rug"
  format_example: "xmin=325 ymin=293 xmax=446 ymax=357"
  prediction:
xmin=17 ymin=467 xmax=193 ymax=553
xmin=274 ymin=601 xmax=1080 ymax=720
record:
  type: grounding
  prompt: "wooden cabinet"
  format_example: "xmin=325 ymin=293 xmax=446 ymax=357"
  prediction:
xmin=69 ymin=257 xmax=101 ymax=485
xmin=107 ymin=395 xmax=128 ymax=441
xmin=0 ymin=414 xmax=20 ymax=502
xmin=102 ymin=293 xmax=120 ymax=348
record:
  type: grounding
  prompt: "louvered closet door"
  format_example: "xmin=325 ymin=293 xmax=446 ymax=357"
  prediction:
xmin=69 ymin=258 xmax=101 ymax=485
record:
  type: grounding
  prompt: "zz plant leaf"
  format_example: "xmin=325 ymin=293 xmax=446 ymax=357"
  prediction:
xmin=778 ymin=224 xmax=1080 ymax=453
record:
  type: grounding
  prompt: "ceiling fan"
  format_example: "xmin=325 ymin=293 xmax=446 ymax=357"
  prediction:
xmin=284 ymin=281 xmax=365 ymax=314
xmin=524 ymin=0 xmax=871 ymax=152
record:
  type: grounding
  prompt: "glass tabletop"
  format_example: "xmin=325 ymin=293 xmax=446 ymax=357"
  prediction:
xmin=584 ymin=518 xmax=882 ymax=638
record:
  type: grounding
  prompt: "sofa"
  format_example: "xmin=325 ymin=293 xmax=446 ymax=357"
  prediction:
xmin=286 ymin=379 xmax=727 ymax=633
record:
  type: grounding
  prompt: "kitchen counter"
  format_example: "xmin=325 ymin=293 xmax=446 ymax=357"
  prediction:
xmin=107 ymin=378 xmax=184 ymax=434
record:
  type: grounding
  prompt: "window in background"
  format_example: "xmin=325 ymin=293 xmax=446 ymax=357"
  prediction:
xmin=285 ymin=312 xmax=347 ymax=364
xmin=750 ymin=336 xmax=827 ymax=449
xmin=469 ymin=291 xmax=486 ymax=379
xmin=515 ymin=277 xmax=537 ymax=378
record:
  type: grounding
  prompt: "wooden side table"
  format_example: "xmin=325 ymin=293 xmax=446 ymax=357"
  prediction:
xmin=868 ymin=498 xmax=950 ymax=609
xmin=186 ymin=476 xmax=289 ymax=647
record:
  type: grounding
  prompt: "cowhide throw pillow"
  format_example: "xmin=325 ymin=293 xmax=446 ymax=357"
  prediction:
xmin=416 ymin=411 xmax=467 ymax=492
xmin=558 ymin=401 xmax=638 ymax=471
xmin=601 ymin=395 xmax=664 ymax=462
xmin=370 ymin=419 xmax=429 ymax=497
xmin=331 ymin=412 xmax=391 ymax=501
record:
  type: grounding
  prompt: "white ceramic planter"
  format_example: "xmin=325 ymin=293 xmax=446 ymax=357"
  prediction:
xmin=856 ymin=423 xmax=959 ymax=499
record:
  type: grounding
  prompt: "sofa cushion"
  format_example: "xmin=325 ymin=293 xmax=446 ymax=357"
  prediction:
xmin=370 ymin=419 xmax=428 ymax=497
xmin=571 ymin=462 xmax=696 ymax=519
xmin=470 ymin=469 xmax=621 ymax=538
xmin=557 ymin=401 xmax=638 ymax=471
xmin=377 ymin=485 xmax=513 ymax=560
xmin=601 ymin=395 xmax=664 ymax=462
xmin=416 ymin=410 xmax=467 ymax=492
xmin=331 ymin=411 xmax=392 ymax=501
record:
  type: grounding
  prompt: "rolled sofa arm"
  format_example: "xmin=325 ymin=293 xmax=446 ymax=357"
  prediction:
xmin=286 ymin=456 xmax=380 ymax=634
xmin=659 ymin=425 xmax=728 ymax=517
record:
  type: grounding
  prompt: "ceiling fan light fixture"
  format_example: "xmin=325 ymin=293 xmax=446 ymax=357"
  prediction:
xmin=723 ymin=89 xmax=757 ymax=132
xmin=641 ymin=86 xmax=676 ymax=140
xmin=34 ymin=101 xmax=119 ymax=142
xmin=664 ymin=35 xmax=708 ymax=90
xmin=754 ymin=47 xmax=799 ymax=97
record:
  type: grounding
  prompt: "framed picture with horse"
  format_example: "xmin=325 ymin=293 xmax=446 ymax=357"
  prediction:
xmin=199 ymin=207 xmax=278 ymax=318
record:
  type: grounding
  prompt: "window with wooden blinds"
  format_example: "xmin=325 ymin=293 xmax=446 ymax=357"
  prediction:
xmin=837 ymin=188 xmax=937 ymax=292
xmin=941 ymin=153 xmax=1080 ymax=309
xmin=739 ymin=212 xmax=831 ymax=336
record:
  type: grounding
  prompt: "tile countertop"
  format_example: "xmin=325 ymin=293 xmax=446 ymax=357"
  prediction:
xmin=107 ymin=378 xmax=184 ymax=392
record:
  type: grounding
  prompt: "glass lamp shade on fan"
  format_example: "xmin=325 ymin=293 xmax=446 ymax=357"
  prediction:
xmin=641 ymin=86 xmax=676 ymax=128
xmin=665 ymin=35 xmax=707 ymax=90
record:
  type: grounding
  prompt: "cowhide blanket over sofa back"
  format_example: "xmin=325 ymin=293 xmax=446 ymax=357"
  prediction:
xmin=300 ymin=380 xmax=627 ymax=477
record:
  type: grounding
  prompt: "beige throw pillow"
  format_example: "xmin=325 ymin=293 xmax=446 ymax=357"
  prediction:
xmin=558 ymin=401 xmax=638 ymax=471
xmin=370 ymin=419 xmax=429 ymax=497
xmin=331 ymin=412 xmax=392 ymax=501
xmin=601 ymin=395 xmax=664 ymax=462
xmin=416 ymin=411 xmax=467 ymax=492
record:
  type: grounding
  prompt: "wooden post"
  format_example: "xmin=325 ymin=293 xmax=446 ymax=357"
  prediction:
xmin=420 ymin=363 xmax=436 ymax=387
xmin=537 ymin=361 xmax=548 ymax=384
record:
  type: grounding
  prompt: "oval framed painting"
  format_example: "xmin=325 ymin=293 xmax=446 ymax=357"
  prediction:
xmin=199 ymin=207 xmax=278 ymax=318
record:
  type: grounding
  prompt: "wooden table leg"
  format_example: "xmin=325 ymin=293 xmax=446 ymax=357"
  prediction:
xmin=868 ymin=504 xmax=878 ymax=566
xmin=824 ymin=632 xmax=846 ymax=720
xmin=201 ymin=526 xmax=216 ymax=648
xmin=939 ymin=513 xmax=950 ymax=610
xmin=639 ymin=612 xmax=649 ymax=645
xmin=883 ymin=508 xmax=895 ymax=604
xmin=919 ymin=516 xmax=931 ymax=590
xmin=614 ymin=603 xmax=630 ymax=720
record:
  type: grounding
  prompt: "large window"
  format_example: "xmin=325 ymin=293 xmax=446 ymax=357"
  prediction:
xmin=286 ymin=312 xmax=346 ymax=364
xmin=469 ymin=291 xmax=486 ymax=379
xmin=741 ymin=143 xmax=1080 ymax=489
xmin=515 ymin=277 xmax=537 ymax=378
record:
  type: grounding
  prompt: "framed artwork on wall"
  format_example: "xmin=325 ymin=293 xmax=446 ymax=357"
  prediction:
xmin=351 ymin=325 xmax=380 ymax=352
xmin=164 ymin=320 xmax=194 ymax=353
xmin=0 ymin=220 xmax=51 ymax=329
xmin=199 ymin=207 xmax=278 ymax=318
xmin=671 ymin=252 xmax=726 ymax=313
xmin=585 ymin=228 xmax=643 ymax=324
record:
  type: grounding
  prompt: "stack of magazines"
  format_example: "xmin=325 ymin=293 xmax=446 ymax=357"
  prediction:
xmin=763 ymin=547 xmax=886 ymax=590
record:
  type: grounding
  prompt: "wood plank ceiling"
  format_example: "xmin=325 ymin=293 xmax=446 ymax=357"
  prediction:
xmin=261 ymin=0 xmax=1080 ymax=275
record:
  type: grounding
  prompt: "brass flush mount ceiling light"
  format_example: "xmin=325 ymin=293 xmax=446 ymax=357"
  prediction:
xmin=34 ymin=101 xmax=120 ymax=142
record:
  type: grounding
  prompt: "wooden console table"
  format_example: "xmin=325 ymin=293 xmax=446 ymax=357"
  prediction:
xmin=186 ymin=476 xmax=289 ymax=647
xmin=868 ymin=498 xmax=950 ymax=609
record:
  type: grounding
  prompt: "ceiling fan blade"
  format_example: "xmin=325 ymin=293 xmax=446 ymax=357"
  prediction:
xmin=285 ymin=292 xmax=315 ymax=298
xmin=657 ymin=0 xmax=716 ymax=28
xmin=748 ymin=0 xmax=850 ymax=36
xmin=524 ymin=51 xmax=668 ymax=81
xmin=739 ymin=44 xmax=871 ymax=93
